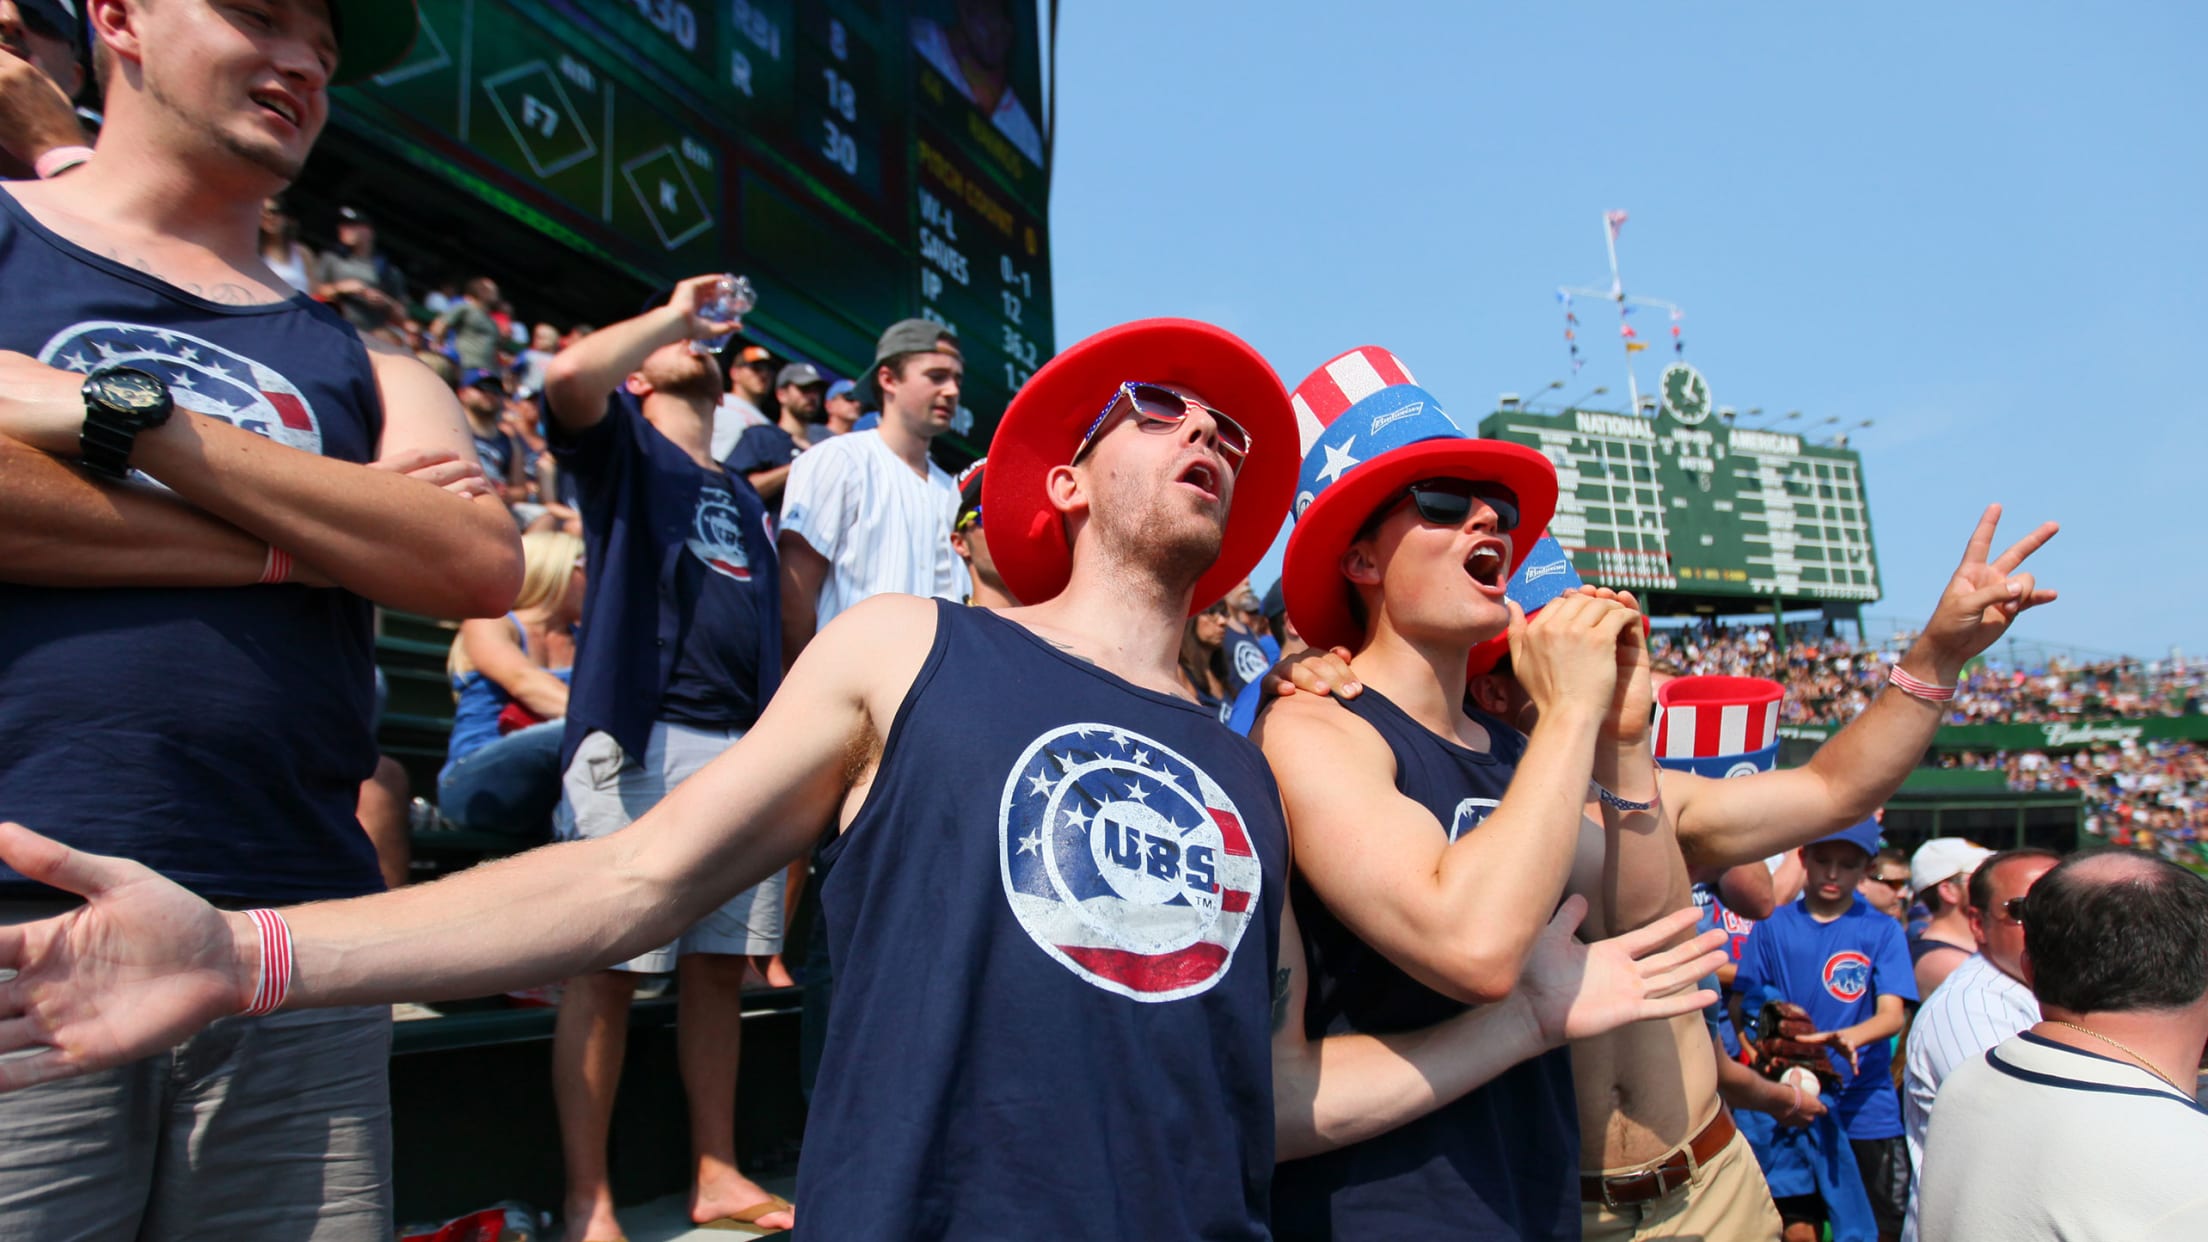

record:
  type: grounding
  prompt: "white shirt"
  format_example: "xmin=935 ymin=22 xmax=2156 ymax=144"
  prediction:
xmin=1918 ymin=1032 xmax=2208 ymax=1241
xmin=1899 ymin=952 xmax=2040 ymax=1241
xmin=779 ymin=430 xmax=962 ymax=629
xmin=709 ymin=394 xmax=768 ymax=462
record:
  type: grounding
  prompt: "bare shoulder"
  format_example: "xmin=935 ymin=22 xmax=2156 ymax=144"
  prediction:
xmin=1255 ymin=693 xmax=1389 ymax=777
xmin=798 ymin=594 xmax=943 ymax=704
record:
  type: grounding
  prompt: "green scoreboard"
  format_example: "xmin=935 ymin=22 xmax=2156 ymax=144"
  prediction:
xmin=332 ymin=0 xmax=1052 ymax=454
xmin=1477 ymin=364 xmax=1881 ymax=607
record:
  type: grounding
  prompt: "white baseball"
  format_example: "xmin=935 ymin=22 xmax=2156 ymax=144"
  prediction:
xmin=1782 ymin=1066 xmax=1822 ymax=1100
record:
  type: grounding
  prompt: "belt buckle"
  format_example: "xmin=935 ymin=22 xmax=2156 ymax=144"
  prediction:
xmin=1598 ymin=1170 xmax=1653 ymax=1209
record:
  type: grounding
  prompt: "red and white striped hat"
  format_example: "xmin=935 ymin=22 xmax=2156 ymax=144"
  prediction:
xmin=1653 ymin=676 xmax=1784 ymax=770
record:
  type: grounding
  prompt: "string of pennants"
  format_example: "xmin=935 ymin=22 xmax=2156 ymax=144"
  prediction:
xmin=1559 ymin=211 xmax=1684 ymax=373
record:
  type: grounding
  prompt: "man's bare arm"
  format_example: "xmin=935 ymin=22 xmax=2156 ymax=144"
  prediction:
xmin=1275 ymin=893 xmax=1724 ymax=1159
xmin=745 ymin=461 xmax=792 ymax=503
xmin=0 ymin=430 xmax=272 ymax=586
xmin=542 ymin=276 xmax=735 ymax=433
xmin=1670 ymin=505 xmax=2059 ymax=869
xmin=777 ymin=530 xmax=830 ymax=671
xmin=0 ymin=53 xmax=85 ymax=179
xmin=0 ymin=595 xmax=941 ymax=1090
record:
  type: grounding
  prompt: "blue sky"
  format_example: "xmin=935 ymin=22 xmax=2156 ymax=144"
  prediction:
xmin=1042 ymin=2 xmax=2204 ymax=661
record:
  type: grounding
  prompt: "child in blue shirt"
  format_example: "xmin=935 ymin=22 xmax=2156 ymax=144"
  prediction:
xmin=1736 ymin=819 xmax=1917 ymax=1242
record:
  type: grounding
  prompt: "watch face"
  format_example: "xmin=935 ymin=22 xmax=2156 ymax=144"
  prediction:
xmin=98 ymin=369 xmax=167 ymax=415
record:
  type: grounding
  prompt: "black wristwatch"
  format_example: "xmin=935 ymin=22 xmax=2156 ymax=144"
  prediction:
xmin=79 ymin=365 xmax=174 ymax=480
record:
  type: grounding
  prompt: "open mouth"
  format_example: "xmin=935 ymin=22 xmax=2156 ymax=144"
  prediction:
xmin=250 ymin=89 xmax=302 ymax=127
xmin=1464 ymin=541 xmax=1507 ymax=592
xmin=1177 ymin=459 xmax=1222 ymax=502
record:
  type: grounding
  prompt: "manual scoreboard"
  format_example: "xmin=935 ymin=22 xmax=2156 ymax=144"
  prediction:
xmin=332 ymin=0 xmax=1052 ymax=454
xmin=1477 ymin=366 xmax=1880 ymax=606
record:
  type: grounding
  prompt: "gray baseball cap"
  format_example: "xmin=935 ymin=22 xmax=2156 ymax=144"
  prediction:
xmin=776 ymin=362 xmax=825 ymax=389
xmin=858 ymin=318 xmax=960 ymax=405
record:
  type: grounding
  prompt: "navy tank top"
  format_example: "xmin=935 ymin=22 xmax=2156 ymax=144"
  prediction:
xmin=0 ymin=190 xmax=387 ymax=905
xmin=1273 ymin=689 xmax=1581 ymax=1241
xmin=801 ymin=601 xmax=1286 ymax=1239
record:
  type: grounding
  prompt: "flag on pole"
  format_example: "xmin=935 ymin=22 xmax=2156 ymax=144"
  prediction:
xmin=1626 ymin=341 xmax=1649 ymax=353
xmin=1605 ymin=209 xmax=1629 ymax=239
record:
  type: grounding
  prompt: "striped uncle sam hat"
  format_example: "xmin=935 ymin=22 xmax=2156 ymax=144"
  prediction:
xmin=1653 ymin=676 xmax=1784 ymax=778
xmin=1280 ymin=346 xmax=1559 ymax=652
xmin=1465 ymin=532 xmax=1580 ymax=677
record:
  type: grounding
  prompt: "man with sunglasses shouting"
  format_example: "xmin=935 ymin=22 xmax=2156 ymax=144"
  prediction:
xmin=0 ymin=318 xmax=1730 ymax=1239
xmin=1258 ymin=347 xmax=1667 ymax=1240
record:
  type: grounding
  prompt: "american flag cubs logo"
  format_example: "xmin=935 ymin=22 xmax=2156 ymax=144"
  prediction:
xmin=998 ymin=723 xmax=1264 ymax=1002
xmin=42 ymin=321 xmax=324 ymax=468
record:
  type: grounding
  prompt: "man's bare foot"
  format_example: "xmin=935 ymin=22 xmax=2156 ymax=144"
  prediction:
xmin=560 ymin=1193 xmax=625 ymax=1242
xmin=693 ymin=1171 xmax=796 ymax=1232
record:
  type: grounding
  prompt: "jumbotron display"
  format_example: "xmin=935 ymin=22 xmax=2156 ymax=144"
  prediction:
xmin=332 ymin=0 xmax=1053 ymax=454
xmin=1477 ymin=365 xmax=1881 ymax=605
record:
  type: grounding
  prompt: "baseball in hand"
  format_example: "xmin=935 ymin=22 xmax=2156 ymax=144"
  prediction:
xmin=1782 ymin=1066 xmax=1822 ymax=1099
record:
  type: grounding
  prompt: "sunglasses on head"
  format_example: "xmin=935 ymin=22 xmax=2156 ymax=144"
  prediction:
xmin=1397 ymin=479 xmax=1522 ymax=533
xmin=1070 ymin=383 xmax=1252 ymax=474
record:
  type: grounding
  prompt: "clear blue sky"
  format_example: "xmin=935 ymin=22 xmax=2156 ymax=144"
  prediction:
xmin=1041 ymin=2 xmax=2204 ymax=661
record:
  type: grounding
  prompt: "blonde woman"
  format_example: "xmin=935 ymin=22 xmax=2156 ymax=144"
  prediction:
xmin=437 ymin=530 xmax=585 ymax=838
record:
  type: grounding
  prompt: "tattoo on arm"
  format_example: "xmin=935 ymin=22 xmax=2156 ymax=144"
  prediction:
xmin=1271 ymin=967 xmax=1292 ymax=1033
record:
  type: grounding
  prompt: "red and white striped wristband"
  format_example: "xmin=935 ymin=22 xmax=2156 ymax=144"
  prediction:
xmin=1887 ymin=666 xmax=1957 ymax=703
xmin=259 ymin=545 xmax=292 ymax=585
xmin=241 ymin=908 xmax=294 ymax=1016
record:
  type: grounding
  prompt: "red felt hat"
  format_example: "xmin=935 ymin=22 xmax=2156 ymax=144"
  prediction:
xmin=1279 ymin=347 xmax=1558 ymax=654
xmin=981 ymin=319 xmax=1298 ymax=613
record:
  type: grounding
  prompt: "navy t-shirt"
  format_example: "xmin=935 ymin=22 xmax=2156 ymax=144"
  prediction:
xmin=1275 ymin=689 xmax=1579 ymax=1240
xmin=1223 ymin=625 xmax=1274 ymax=695
xmin=658 ymin=472 xmax=768 ymax=728
xmin=1736 ymin=896 xmax=1918 ymax=1139
xmin=803 ymin=602 xmax=1284 ymax=1238
xmin=723 ymin=422 xmax=802 ymax=516
xmin=551 ymin=392 xmax=780 ymax=769
xmin=0 ymin=187 xmax=385 ymax=904
xmin=472 ymin=425 xmax=521 ymax=484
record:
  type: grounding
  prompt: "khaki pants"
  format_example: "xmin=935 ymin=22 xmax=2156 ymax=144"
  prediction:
xmin=1582 ymin=1127 xmax=1785 ymax=1242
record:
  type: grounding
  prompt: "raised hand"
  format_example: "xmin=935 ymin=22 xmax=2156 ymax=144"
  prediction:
xmin=1262 ymin=645 xmax=1362 ymax=701
xmin=665 ymin=274 xmax=743 ymax=343
xmin=1565 ymin=586 xmax=1654 ymax=747
xmin=1507 ymin=592 xmax=1640 ymax=729
xmin=1916 ymin=504 xmax=2059 ymax=677
xmin=0 ymin=823 xmax=249 ymax=1092
xmin=1518 ymin=895 xmax=1726 ymax=1045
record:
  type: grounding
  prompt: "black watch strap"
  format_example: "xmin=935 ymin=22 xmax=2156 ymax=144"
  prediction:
xmin=78 ymin=415 xmax=140 ymax=480
xmin=79 ymin=365 xmax=173 ymax=480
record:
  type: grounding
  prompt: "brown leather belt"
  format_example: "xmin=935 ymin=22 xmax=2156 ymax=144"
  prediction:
xmin=1580 ymin=1107 xmax=1738 ymax=1207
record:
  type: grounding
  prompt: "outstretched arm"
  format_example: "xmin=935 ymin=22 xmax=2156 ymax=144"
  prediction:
xmin=0 ymin=594 xmax=941 ymax=1092
xmin=1275 ymin=894 xmax=1723 ymax=1159
xmin=1670 ymin=505 xmax=2059 ymax=868
xmin=542 ymin=275 xmax=738 ymax=435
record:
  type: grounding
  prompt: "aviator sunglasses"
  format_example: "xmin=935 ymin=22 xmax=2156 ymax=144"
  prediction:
xmin=1070 ymin=383 xmax=1253 ymax=474
xmin=1398 ymin=479 xmax=1522 ymax=533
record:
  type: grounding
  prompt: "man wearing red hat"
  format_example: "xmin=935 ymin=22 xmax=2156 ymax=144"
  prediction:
xmin=1267 ymin=348 xmax=2060 ymax=1241
xmin=0 ymin=318 xmax=1726 ymax=1239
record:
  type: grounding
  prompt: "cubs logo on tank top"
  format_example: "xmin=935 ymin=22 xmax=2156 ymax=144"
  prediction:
xmin=802 ymin=601 xmax=1286 ymax=1239
xmin=1274 ymin=688 xmax=1581 ymax=1242
xmin=0 ymin=189 xmax=386 ymax=905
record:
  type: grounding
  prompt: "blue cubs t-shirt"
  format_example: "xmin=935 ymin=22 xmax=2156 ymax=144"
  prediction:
xmin=804 ymin=601 xmax=1284 ymax=1238
xmin=0 ymin=187 xmax=385 ymax=905
xmin=1735 ymin=895 xmax=1917 ymax=1139
xmin=1222 ymin=625 xmax=1273 ymax=695
xmin=659 ymin=471 xmax=768 ymax=729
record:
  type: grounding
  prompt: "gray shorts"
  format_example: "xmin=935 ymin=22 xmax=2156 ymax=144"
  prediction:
xmin=0 ymin=951 xmax=392 ymax=1242
xmin=562 ymin=721 xmax=786 ymax=970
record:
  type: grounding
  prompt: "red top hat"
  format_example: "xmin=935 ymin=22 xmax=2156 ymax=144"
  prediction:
xmin=1279 ymin=347 xmax=1558 ymax=653
xmin=982 ymin=319 xmax=1298 ymax=614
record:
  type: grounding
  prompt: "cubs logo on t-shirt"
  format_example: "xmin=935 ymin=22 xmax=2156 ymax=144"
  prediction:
xmin=1823 ymin=950 xmax=1873 ymax=1002
xmin=1448 ymin=796 xmax=1500 ymax=842
xmin=687 ymin=484 xmax=755 ymax=582
xmin=1230 ymin=636 xmax=1271 ymax=687
xmin=41 ymin=321 xmax=323 ymax=470
xmin=998 ymin=723 xmax=1264 ymax=1002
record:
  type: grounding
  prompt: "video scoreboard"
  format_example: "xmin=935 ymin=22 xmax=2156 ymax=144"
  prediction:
xmin=331 ymin=0 xmax=1053 ymax=454
xmin=1477 ymin=365 xmax=1881 ymax=606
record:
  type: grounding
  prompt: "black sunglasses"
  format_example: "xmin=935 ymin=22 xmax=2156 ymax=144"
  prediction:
xmin=1071 ymin=383 xmax=1251 ymax=474
xmin=1999 ymin=896 xmax=2028 ymax=924
xmin=1400 ymin=479 xmax=1521 ymax=532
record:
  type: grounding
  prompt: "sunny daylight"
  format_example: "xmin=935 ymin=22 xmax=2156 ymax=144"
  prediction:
xmin=0 ymin=2 xmax=2201 ymax=1240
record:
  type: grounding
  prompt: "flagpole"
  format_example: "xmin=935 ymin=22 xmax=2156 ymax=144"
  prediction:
xmin=1559 ymin=210 xmax=1683 ymax=418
